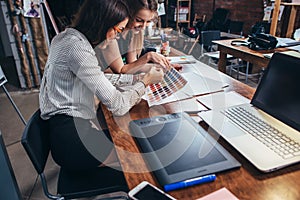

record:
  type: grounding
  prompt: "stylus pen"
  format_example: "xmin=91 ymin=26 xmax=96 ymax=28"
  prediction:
xmin=164 ymin=174 xmax=216 ymax=192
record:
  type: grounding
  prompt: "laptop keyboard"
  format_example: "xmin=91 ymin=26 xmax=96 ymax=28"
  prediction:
xmin=221 ymin=106 xmax=300 ymax=159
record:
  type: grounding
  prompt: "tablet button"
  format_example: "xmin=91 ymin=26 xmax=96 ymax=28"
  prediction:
xmin=157 ymin=117 xmax=167 ymax=122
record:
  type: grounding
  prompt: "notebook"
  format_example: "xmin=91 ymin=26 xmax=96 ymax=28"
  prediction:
xmin=198 ymin=52 xmax=300 ymax=172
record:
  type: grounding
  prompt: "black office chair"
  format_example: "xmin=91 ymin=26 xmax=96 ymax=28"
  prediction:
xmin=199 ymin=30 xmax=238 ymax=68
xmin=228 ymin=20 xmax=244 ymax=36
xmin=199 ymin=30 xmax=222 ymax=63
xmin=21 ymin=110 xmax=129 ymax=200
xmin=205 ymin=8 xmax=230 ymax=32
xmin=200 ymin=30 xmax=221 ymax=53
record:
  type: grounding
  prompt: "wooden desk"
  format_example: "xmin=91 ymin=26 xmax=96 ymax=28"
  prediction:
xmin=213 ymin=39 xmax=287 ymax=73
xmin=101 ymin=60 xmax=300 ymax=199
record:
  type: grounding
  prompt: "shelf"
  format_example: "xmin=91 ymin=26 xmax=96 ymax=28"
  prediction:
xmin=177 ymin=20 xmax=190 ymax=23
xmin=270 ymin=0 xmax=300 ymax=37
xmin=175 ymin=0 xmax=191 ymax=30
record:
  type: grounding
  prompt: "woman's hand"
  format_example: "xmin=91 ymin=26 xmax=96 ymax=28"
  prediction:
xmin=141 ymin=65 xmax=164 ymax=86
xmin=144 ymin=51 xmax=171 ymax=70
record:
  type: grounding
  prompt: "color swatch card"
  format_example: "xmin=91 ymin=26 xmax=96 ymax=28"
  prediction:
xmin=145 ymin=67 xmax=188 ymax=106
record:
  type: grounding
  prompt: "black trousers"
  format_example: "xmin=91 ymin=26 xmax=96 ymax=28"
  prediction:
xmin=48 ymin=114 xmax=113 ymax=171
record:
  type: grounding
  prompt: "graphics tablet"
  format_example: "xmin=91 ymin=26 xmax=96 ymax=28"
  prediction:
xmin=129 ymin=112 xmax=240 ymax=188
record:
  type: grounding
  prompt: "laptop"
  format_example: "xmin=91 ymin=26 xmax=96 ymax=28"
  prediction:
xmin=198 ymin=52 xmax=300 ymax=172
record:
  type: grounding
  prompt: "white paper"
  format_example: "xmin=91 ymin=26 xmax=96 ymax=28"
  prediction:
xmin=276 ymin=37 xmax=298 ymax=47
xmin=196 ymin=187 xmax=239 ymax=200
xmin=181 ymin=72 xmax=228 ymax=96
xmin=145 ymin=90 xmax=191 ymax=107
xmin=167 ymin=56 xmax=197 ymax=64
xmin=157 ymin=3 xmax=166 ymax=16
xmin=196 ymin=91 xmax=250 ymax=110
xmin=144 ymin=72 xmax=228 ymax=107
xmin=287 ymin=45 xmax=300 ymax=52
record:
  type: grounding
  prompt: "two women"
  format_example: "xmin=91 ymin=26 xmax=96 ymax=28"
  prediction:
xmin=95 ymin=0 xmax=172 ymax=74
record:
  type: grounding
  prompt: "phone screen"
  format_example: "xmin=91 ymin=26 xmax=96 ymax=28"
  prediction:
xmin=132 ymin=185 xmax=173 ymax=200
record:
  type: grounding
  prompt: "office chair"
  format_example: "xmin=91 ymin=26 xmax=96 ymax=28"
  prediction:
xmin=199 ymin=30 xmax=237 ymax=69
xmin=199 ymin=30 xmax=228 ymax=62
xmin=205 ymin=8 xmax=230 ymax=32
xmin=200 ymin=30 xmax=221 ymax=53
xmin=21 ymin=110 xmax=129 ymax=200
xmin=228 ymin=20 xmax=244 ymax=36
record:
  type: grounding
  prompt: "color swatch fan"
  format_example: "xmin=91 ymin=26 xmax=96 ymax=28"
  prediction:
xmin=145 ymin=68 xmax=187 ymax=106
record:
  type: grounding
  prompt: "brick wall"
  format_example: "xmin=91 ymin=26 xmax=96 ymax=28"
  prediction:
xmin=193 ymin=0 xmax=300 ymax=37
xmin=193 ymin=0 xmax=264 ymax=35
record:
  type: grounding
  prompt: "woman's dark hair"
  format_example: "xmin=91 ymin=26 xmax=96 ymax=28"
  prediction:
xmin=71 ymin=0 xmax=130 ymax=47
xmin=126 ymin=0 xmax=157 ymax=24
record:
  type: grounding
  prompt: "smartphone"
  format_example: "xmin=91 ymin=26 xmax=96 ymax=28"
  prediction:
xmin=128 ymin=181 xmax=176 ymax=200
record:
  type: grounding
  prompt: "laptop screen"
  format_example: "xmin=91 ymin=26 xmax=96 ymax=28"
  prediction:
xmin=251 ymin=52 xmax=300 ymax=131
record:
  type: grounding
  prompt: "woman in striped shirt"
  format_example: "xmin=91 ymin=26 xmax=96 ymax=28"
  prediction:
xmin=39 ymin=0 xmax=164 ymax=170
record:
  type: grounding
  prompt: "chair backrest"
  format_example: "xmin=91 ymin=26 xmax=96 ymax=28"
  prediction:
xmin=21 ymin=110 xmax=50 ymax=174
xmin=205 ymin=8 xmax=230 ymax=31
xmin=228 ymin=20 xmax=244 ymax=35
xmin=193 ymin=13 xmax=206 ymax=26
xmin=200 ymin=30 xmax=221 ymax=50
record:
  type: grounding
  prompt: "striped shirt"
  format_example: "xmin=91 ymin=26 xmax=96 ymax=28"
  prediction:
xmin=39 ymin=28 xmax=145 ymax=119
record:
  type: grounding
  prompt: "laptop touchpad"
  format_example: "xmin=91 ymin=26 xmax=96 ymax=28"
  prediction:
xmin=220 ymin=121 xmax=246 ymax=138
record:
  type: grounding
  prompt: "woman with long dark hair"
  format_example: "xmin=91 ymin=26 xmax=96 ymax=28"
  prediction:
xmin=39 ymin=0 xmax=164 ymax=170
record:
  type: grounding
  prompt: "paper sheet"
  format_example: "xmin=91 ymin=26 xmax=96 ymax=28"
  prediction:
xmin=287 ymin=45 xmax=300 ymax=52
xmin=276 ymin=38 xmax=299 ymax=47
xmin=196 ymin=187 xmax=239 ymax=200
xmin=196 ymin=91 xmax=250 ymax=110
xmin=181 ymin=72 xmax=228 ymax=96
xmin=167 ymin=56 xmax=197 ymax=64
xmin=145 ymin=90 xmax=191 ymax=106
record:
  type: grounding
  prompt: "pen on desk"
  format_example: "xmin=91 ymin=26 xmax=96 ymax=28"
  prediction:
xmin=164 ymin=174 xmax=216 ymax=192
